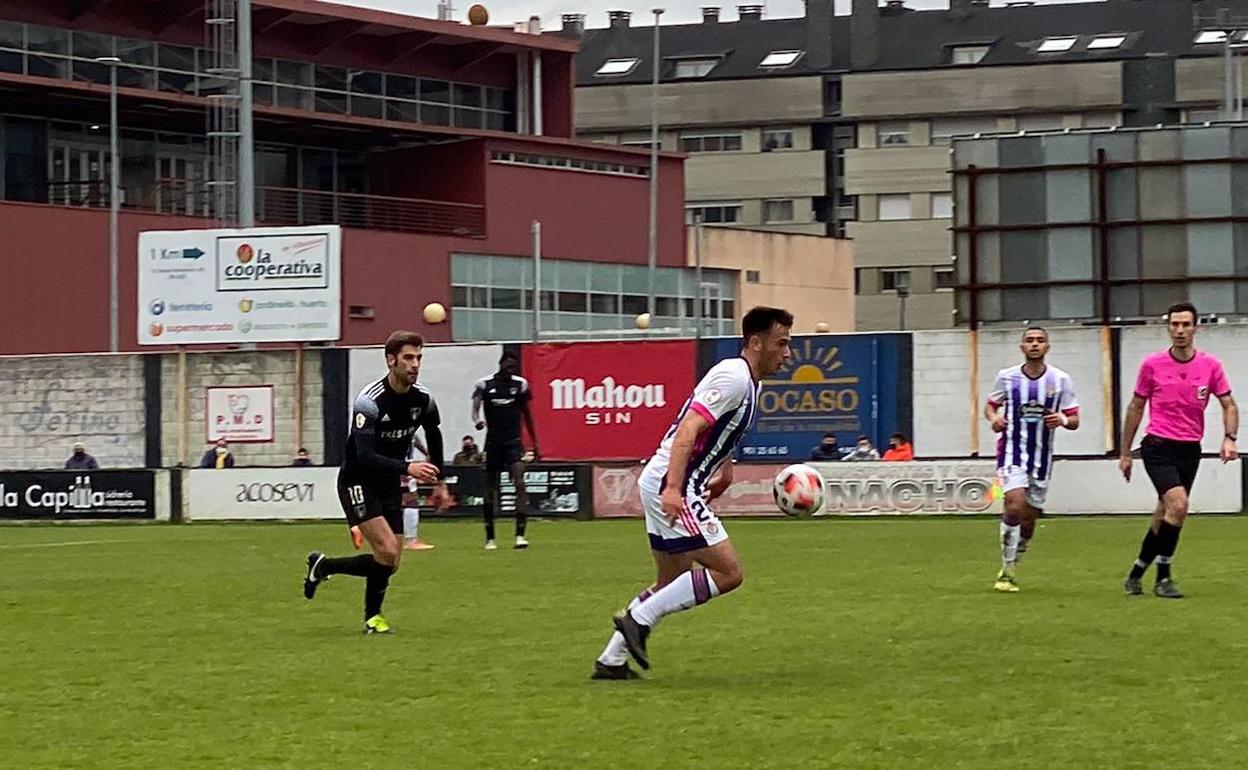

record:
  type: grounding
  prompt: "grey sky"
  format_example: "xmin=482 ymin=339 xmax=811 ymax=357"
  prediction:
xmin=327 ymin=0 xmax=1089 ymax=30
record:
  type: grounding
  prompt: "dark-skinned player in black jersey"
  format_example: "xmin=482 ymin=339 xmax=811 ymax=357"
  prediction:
xmin=303 ymin=330 xmax=447 ymax=634
xmin=472 ymin=351 xmax=540 ymax=550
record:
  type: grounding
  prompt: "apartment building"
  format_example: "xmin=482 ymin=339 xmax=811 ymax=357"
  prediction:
xmin=567 ymin=0 xmax=1248 ymax=330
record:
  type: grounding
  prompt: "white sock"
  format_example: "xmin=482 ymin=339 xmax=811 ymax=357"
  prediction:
xmin=631 ymin=570 xmax=720 ymax=628
xmin=403 ymin=507 xmax=420 ymax=541
xmin=1000 ymin=520 xmax=1020 ymax=569
xmin=597 ymin=587 xmax=655 ymax=666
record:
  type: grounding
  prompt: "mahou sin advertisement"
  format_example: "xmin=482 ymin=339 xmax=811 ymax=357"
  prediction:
xmin=523 ymin=341 xmax=696 ymax=461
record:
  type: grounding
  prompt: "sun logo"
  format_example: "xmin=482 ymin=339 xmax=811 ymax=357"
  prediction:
xmin=769 ymin=339 xmax=854 ymax=386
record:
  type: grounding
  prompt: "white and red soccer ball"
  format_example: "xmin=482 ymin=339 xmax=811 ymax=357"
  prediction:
xmin=773 ymin=463 xmax=824 ymax=517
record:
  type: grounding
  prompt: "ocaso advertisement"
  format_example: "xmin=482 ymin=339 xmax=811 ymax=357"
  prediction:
xmin=523 ymin=341 xmax=696 ymax=461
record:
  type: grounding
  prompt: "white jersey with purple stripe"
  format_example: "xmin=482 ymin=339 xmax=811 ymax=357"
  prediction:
xmin=641 ymin=357 xmax=760 ymax=494
xmin=988 ymin=364 xmax=1079 ymax=481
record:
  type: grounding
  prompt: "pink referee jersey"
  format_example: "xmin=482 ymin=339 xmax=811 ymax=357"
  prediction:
xmin=1133 ymin=350 xmax=1232 ymax=442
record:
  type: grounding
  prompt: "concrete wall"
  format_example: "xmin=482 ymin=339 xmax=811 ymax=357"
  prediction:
xmin=0 ymin=354 xmax=146 ymax=470
xmin=843 ymin=62 xmax=1123 ymax=118
xmin=689 ymin=227 xmax=856 ymax=334
xmin=575 ymin=77 xmax=825 ymax=131
xmin=912 ymin=327 xmax=1115 ymax=458
xmin=1175 ymin=58 xmax=1248 ymax=105
xmin=160 ymin=351 xmax=324 ymax=468
xmin=685 ymin=150 xmax=827 ymax=202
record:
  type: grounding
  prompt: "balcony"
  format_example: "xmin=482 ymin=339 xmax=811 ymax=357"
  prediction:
xmin=37 ymin=179 xmax=486 ymax=238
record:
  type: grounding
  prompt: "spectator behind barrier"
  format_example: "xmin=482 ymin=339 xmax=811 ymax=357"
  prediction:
xmin=200 ymin=438 xmax=235 ymax=469
xmin=292 ymin=448 xmax=314 ymax=467
xmin=64 ymin=442 xmax=99 ymax=470
xmin=452 ymin=435 xmax=484 ymax=465
xmin=882 ymin=433 xmax=914 ymax=462
xmin=809 ymin=432 xmax=844 ymax=462
xmin=843 ymin=435 xmax=881 ymax=462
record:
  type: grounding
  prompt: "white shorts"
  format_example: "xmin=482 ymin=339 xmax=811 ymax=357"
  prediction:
xmin=639 ymin=474 xmax=729 ymax=554
xmin=998 ymin=466 xmax=1048 ymax=508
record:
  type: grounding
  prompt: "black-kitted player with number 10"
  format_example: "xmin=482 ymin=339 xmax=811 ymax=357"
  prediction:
xmin=303 ymin=330 xmax=445 ymax=634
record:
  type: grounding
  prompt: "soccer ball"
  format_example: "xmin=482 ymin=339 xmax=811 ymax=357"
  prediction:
xmin=773 ymin=464 xmax=824 ymax=517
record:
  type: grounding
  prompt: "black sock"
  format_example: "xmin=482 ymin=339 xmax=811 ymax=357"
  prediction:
xmin=364 ymin=558 xmax=394 ymax=620
xmin=1155 ymin=522 xmax=1182 ymax=582
xmin=483 ymin=498 xmax=496 ymax=541
xmin=1127 ymin=528 xmax=1159 ymax=579
xmin=320 ymin=554 xmax=373 ymax=578
xmin=515 ymin=509 xmax=527 ymax=538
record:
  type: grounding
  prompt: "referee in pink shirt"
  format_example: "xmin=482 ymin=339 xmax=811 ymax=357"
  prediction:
xmin=1119 ymin=302 xmax=1239 ymax=599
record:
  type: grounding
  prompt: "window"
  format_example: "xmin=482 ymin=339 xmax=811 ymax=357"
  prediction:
xmin=932 ymin=192 xmax=953 ymax=219
xmin=679 ymin=134 xmax=743 ymax=153
xmin=878 ymin=194 xmax=912 ymax=221
xmin=590 ymin=293 xmax=619 ymax=314
xmin=1195 ymin=30 xmax=1229 ymax=45
xmin=746 ymin=270 xmax=761 ymax=284
xmin=596 ymin=58 xmax=639 ymax=76
xmin=686 ymin=203 xmax=742 ymax=224
xmin=881 ymin=269 xmax=911 ymax=292
xmin=932 ymin=116 xmax=998 ymax=145
xmin=1037 ymin=37 xmax=1077 ymax=53
xmin=1087 ymin=35 xmax=1126 ymax=50
xmin=671 ymin=57 xmax=719 ymax=78
xmin=759 ymin=50 xmax=803 ymax=68
xmin=950 ymin=45 xmax=990 ymax=65
xmin=557 ymin=291 xmax=588 ymax=313
xmin=763 ymin=199 xmax=796 ymax=223
xmin=876 ymin=121 xmax=910 ymax=146
xmin=934 ymin=267 xmax=956 ymax=291
xmin=762 ymin=129 xmax=794 ymax=151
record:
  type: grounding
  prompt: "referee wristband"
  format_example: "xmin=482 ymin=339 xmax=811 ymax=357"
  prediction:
xmin=1228 ymin=433 xmax=1238 ymax=442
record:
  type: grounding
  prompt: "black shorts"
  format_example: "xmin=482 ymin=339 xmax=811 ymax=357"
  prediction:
xmin=337 ymin=478 xmax=402 ymax=533
xmin=485 ymin=442 xmax=525 ymax=476
xmin=1140 ymin=435 xmax=1202 ymax=497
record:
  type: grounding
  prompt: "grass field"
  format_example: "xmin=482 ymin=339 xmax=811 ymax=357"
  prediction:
xmin=4 ymin=516 xmax=1248 ymax=769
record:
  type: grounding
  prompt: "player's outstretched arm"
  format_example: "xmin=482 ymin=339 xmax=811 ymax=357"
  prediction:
xmin=1218 ymin=393 xmax=1239 ymax=463
xmin=471 ymin=380 xmax=485 ymax=431
xmin=521 ymin=401 xmax=540 ymax=459
xmin=1119 ymin=395 xmax=1146 ymax=480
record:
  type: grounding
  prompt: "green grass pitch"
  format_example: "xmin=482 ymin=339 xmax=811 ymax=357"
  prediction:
xmin=4 ymin=516 xmax=1248 ymax=769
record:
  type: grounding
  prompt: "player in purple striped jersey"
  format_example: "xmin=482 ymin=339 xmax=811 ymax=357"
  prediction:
xmin=984 ymin=327 xmax=1080 ymax=593
xmin=591 ymin=307 xmax=793 ymax=680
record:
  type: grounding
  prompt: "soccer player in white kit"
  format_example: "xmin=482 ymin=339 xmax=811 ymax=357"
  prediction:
xmin=592 ymin=307 xmax=793 ymax=679
xmin=983 ymin=326 xmax=1079 ymax=593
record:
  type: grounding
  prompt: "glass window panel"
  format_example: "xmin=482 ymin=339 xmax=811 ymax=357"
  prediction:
xmin=1182 ymin=126 xmax=1231 ymax=159
xmin=653 ymin=269 xmax=680 ymax=296
xmin=251 ymin=57 xmax=273 ymax=82
xmin=316 ymin=65 xmax=347 ymax=91
xmin=1109 ymin=285 xmax=1141 ymax=318
xmin=999 ymin=171 xmax=1045 ymax=225
xmin=451 ymin=285 xmax=469 ymax=307
xmin=387 ymin=75 xmax=417 ymax=99
xmin=0 ymin=21 xmax=23 ymax=49
xmin=453 ymin=83 xmax=482 ymax=107
xmin=557 ymin=291 xmax=588 ymax=313
xmin=453 ymin=107 xmax=483 ymax=129
xmin=485 ymin=87 xmax=506 ymax=111
xmin=589 ymin=264 xmax=620 ymax=293
xmin=73 ymin=58 xmax=112 ymax=85
xmin=655 ymin=297 xmax=681 ymax=317
xmin=978 ymin=289 xmax=1002 ymax=322
xmin=932 ymin=116 xmax=997 ymax=145
xmin=71 ymin=30 xmax=112 ymax=59
xmin=554 ymin=260 xmax=589 ymax=290
xmin=351 ymin=70 xmax=383 ymax=95
xmin=1186 ymin=224 xmax=1235 ymax=276
xmin=1104 ymin=166 xmax=1137 ymax=222
xmin=350 ymin=95 xmax=384 ymax=119
xmin=115 ymin=65 xmax=153 ymax=89
xmin=1041 ymin=133 xmax=1090 ymax=164
xmin=539 ymin=290 xmax=556 ymax=311
xmin=590 ymin=293 xmax=619 ymax=314
xmin=1238 ymin=281 xmax=1248 ymax=314
xmin=1047 ymin=228 xmax=1094 ymax=280
xmin=1141 ymin=282 xmax=1188 ymax=316
xmin=931 ymin=192 xmax=953 ymax=219
xmin=387 ymin=101 xmax=419 ymax=123
xmin=1048 ymin=286 xmax=1095 ymax=319
xmin=491 ymin=287 xmax=523 ymax=310
xmin=1137 ymin=167 xmax=1182 ymax=219
xmin=877 ymin=194 xmax=911 ymax=220
xmin=28 ymin=25 xmax=67 ymax=54
xmin=975 ymin=233 xmax=1001 ymax=284
xmin=484 ymin=112 xmax=507 ymax=131
xmin=276 ymin=60 xmax=311 ymax=86
xmin=421 ymin=79 xmax=451 ymax=104
xmin=1189 ymin=281 xmax=1236 ymax=314
xmin=1045 ymin=171 xmax=1090 ymax=223
xmin=277 ymin=86 xmax=310 ymax=109
xmin=1000 ymin=231 xmax=1047 ymax=282
xmin=620 ymin=266 xmax=649 ymax=294
xmin=1001 ymin=288 xmax=1047 ymax=321
xmin=423 ymin=104 xmax=450 ymax=126
xmin=1185 ymin=164 xmax=1232 ymax=217
xmin=0 ymin=48 xmax=20 ymax=74
xmin=452 ymin=254 xmax=484 ymax=284
xmin=1107 ymin=227 xmax=1140 ymax=279
xmin=116 ymin=38 xmax=153 ymax=66
xmin=1139 ymin=226 xmax=1187 ymax=278
xmin=253 ymin=83 xmax=274 ymax=105
xmin=316 ymin=90 xmax=348 ymax=114
xmin=489 ymin=257 xmax=528 ymax=287
xmin=1236 ymin=223 xmax=1248 ymax=276
xmin=621 ymin=294 xmax=647 ymax=315
xmin=467 ymin=286 xmax=488 ymax=308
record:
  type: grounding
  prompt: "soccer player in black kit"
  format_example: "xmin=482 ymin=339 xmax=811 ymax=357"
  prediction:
xmin=472 ymin=351 xmax=540 ymax=550
xmin=303 ymin=331 xmax=444 ymax=634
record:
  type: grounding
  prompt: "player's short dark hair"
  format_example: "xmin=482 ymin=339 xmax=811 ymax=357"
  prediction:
xmin=891 ymin=433 xmax=907 ymax=442
xmin=741 ymin=306 xmax=794 ymax=344
xmin=1167 ymin=302 xmax=1198 ymax=322
xmin=1021 ymin=325 xmax=1048 ymax=341
xmin=857 ymin=434 xmax=871 ymax=443
xmin=384 ymin=330 xmax=425 ymax=357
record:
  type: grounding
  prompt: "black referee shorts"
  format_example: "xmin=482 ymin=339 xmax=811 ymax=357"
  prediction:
xmin=485 ymin=442 xmax=525 ymax=477
xmin=337 ymin=477 xmax=403 ymax=533
xmin=1140 ymin=434 xmax=1202 ymax=497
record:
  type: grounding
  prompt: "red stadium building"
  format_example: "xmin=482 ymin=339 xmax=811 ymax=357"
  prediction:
xmin=0 ymin=0 xmax=700 ymax=354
